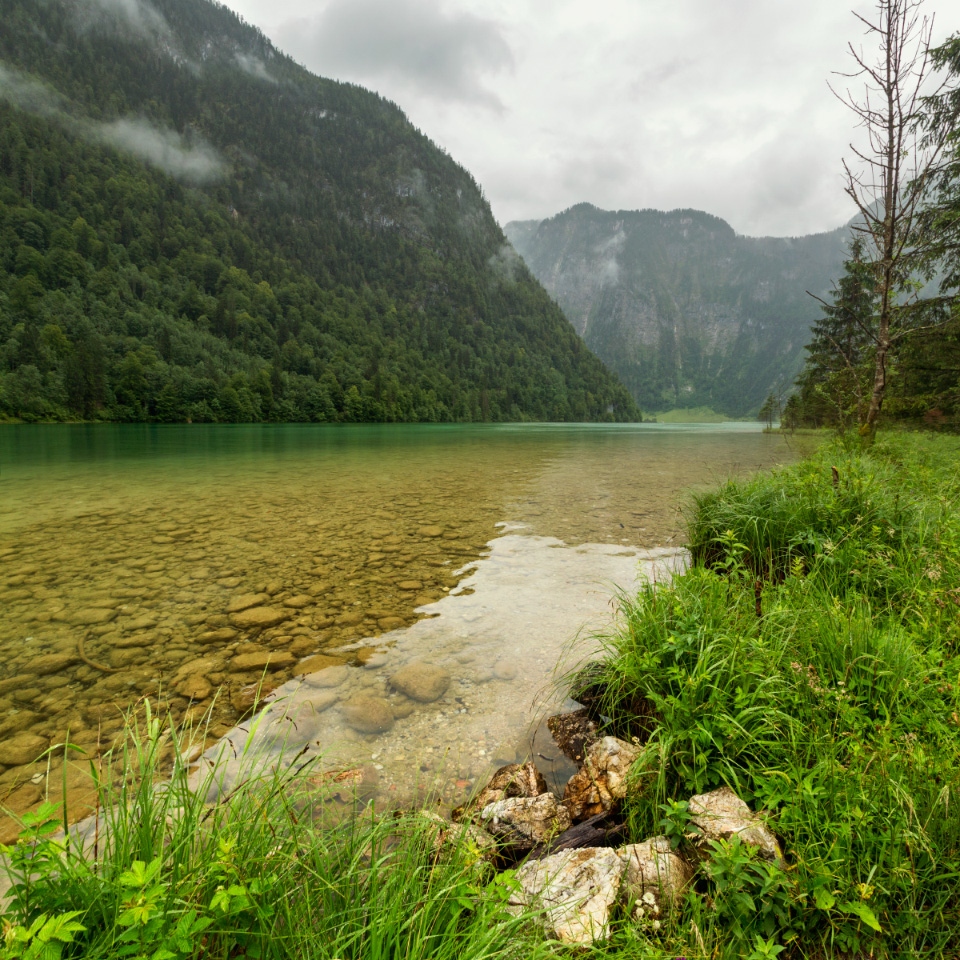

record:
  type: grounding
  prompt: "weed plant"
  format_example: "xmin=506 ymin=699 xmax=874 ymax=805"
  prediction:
xmin=583 ymin=432 xmax=960 ymax=958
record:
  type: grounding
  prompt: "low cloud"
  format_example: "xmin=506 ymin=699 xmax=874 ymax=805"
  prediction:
xmin=235 ymin=52 xmax=277 ymax=83
xmin=0 ymin=63 xmax=64 ymax=116
xmin=276 ymin=0 xmax=512 ymax=108
xmin=0 ymin=62 xmax=225 ymax=184
xmin=96 ymin=119 xmax=225 ymax=182
xmin=487 ymin=243 xmax=524 ymax=284
xmin=75 ymin=0 xmax=172 ymax=39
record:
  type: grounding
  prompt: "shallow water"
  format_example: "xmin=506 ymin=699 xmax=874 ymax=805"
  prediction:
xmin=0 ymin=423 xmax=801 ymax=827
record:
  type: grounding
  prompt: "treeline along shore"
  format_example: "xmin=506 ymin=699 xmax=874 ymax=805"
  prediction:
xmin=3 ymin=429 xmax=959 ymax=959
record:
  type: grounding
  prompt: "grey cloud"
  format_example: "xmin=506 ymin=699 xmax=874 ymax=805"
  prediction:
xmin=0 ymin=62 xmax=224 ymax=184
xmin=277 ymin=0 xmax=512 ymax=108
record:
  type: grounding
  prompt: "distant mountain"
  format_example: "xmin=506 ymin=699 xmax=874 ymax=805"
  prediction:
xmin=505 ymin=203 xmax=849 ymax=416
xmin=0 ymin=0 xmax=638 ymax=423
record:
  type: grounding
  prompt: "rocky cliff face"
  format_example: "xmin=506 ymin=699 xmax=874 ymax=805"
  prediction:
xmin=505 ymin=203 xmax=849 ymax=416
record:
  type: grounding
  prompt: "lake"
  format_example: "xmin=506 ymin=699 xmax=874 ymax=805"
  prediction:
xmin=0 ymin=422 xmax=801 ymax=831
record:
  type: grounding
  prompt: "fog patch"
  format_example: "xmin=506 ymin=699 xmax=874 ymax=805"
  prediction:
xmin=235 ymin=52 xmax=277 ymax=84
xmin=96 ymin=119 xmax=225 ymax=183
xmin=594 ymin=230 xmax=624 ymax=285
xmin=0 ymin=63 xmax=64 ymax=117
xmin=488 ymin=243 xmax=524 ymax=285
xmin=75 ymin=0 xmax=172 ymax=39
xmin=0 ymin=63 xmax=224 ymax=184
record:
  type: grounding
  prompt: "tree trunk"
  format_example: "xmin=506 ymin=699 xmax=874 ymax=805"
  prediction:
xmin=862 ymin=335 xmax=890 ymax=442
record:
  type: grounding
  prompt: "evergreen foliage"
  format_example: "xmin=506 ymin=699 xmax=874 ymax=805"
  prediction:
xmin=0 ymin=0 xmax=638 ymax=423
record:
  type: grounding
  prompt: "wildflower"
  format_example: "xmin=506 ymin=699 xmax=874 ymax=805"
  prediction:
xmin=926 ymin=567 xmax=942 ymax=581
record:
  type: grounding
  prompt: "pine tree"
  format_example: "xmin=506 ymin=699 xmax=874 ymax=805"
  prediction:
xmin=793 ymin=238 xmax=878 ymax=429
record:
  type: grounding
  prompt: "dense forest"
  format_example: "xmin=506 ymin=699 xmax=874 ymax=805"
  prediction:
xmin=0 ymin=0 xmax=639 ymax=423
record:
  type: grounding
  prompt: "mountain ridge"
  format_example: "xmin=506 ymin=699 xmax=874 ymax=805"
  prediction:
xmin=505 ymin=202 xmax=849 ymax=416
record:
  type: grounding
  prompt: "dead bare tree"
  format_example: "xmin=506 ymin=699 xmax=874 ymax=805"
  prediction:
xmin=833 ymin=0 xmax=952 ymax=440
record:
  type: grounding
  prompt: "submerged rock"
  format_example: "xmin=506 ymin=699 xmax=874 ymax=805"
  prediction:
xmin=5 ymin=732 xmax=49 ymax=767
xmin=687 ymin=786 xmax=783 ymax=863
xmin=546 ymin=709 xmax=599 ymax=763
xmin=230 ymin=606 xmax=290 ymax=630
xmin=563 ymin=736 xmax=641 ymax=821
xmin=389 ymin=662 xmax=451 ymax=702
xmin=478 ymin=793 xmax=571 ymax=850
xmin=508 ymin=847 xmax=625 ymax=944
xmin=226 ymin=593 xmax=271 ymax=614
xmin=619 ymin=836 xmax=693 ymax=919
xmin=340 ymin=696 xmax=395 ymax=734
xmin=230 ymin=650 xmax=294 ymax=672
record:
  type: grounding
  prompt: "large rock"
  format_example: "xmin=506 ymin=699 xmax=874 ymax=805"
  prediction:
xmin=176 ymin=674 xmax=212 ymax=700
xmin=340 ymin=696 xmax=395 ymax=734
xmin=687 ymin=786 xmax=783 ymax=863
xmin=388 ymin=662 xmax=451 ymax=702
xmin=453 ymin=762 xmax=547 ymax=821
xmin=5 ymin=732 xmax=49 ymax=767
xmin=417 ymin=811 xmax=497 ymax=863
xmin=230 ymin=606 xmax=290 ymax=630
xmin=563 ymin=736 xmax=641 ymax=821
xmin=507 ymin=847 xmax=625 ymax=945
xmin=478 ymin=793 xmax=571 ymax=850
xmin=619 ymin=836 xmax=694 ymax=920
xmin=547 ymin=709 xmax=599 ymax=763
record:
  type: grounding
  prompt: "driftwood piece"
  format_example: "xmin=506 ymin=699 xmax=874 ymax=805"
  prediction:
xmin=526 ymin=811 xmax=626 ymax=861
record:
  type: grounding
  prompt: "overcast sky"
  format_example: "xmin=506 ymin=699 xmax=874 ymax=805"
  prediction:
xmin=221 ymin=0 xmax=960 ymax=237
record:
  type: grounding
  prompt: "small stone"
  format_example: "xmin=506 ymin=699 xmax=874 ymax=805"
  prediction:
xmin=418 ymin=526 xmax=444 ymax=537
xmin=304 ymin=665 xmax=350 ymax=688
xmin=619 ymin=836 xmax=694 ymax=918
xmin=176 ymin=675 xmax=212 ymax=700
xmin=226 ymin=593 xmax=271 ymax=614
xmin=284 ymin=595 xmax=314 ymax=609
xmin=230 ymin=651 xmax=295 ymax=672
xmin=493 ymin=661 xmax=517 ymax=681
xmin=4 ymin=733 xmax=49 ymax=767
xmin=198 ymin=627 xmax=239 ymax=644
xmin=508 ymin=847 xmax=624 ymax=944
xmin=71 ymin=608 xmax=117 ymax=625
xmin=230 ymin=607 xmax=290 ymax=630
xmin=687 ymin=786 xmax=783 ymax=863
xmin=479 ymin=793 xmax=572 ymax=850
xmin=396 ymin=580 xmax=423 ymax=591
xmin=389 ymin=662 xmax=451 ymax=702
xmin=335 ymin=611 xmax=365 ymax=626
xmin=563 ymin=736 xmax=641 ymax=822
xmin=30 ymin=653 xmax=78 ymax=676
xmin=295 ymin=654 xmax=344 ymax=676
xmin=341 ymin=696 xmax=394 ymax=734
xmin=378 ymin=616 xmax=405 ymax=631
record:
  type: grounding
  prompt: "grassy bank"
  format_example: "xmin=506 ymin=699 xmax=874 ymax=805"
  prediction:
xmin=4 ymin=431 xmax=959 ymax=958
xmin=576 ymin=430 xmax=960 ymax=957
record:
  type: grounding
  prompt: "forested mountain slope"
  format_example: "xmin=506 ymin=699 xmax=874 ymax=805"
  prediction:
xmin=0 ymin=0 xmax=638 ymax=422
xmin=506 ymin=204 xmax=848 ymax=416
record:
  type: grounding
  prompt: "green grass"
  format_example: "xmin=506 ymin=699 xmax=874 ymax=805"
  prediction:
xmin=5 ymin=431 xmax=960 ymax=959
xmin=574 ymin=431 xmax=960 ymax=958
xmin=0 ymin=705 xmax=553 ymax=960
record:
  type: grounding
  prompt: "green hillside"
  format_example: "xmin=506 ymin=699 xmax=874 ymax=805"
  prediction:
xmin=506 ymin=203 xmax=848 ymax=417
xmin=0 ymin=0 xmax=638 ymax=423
